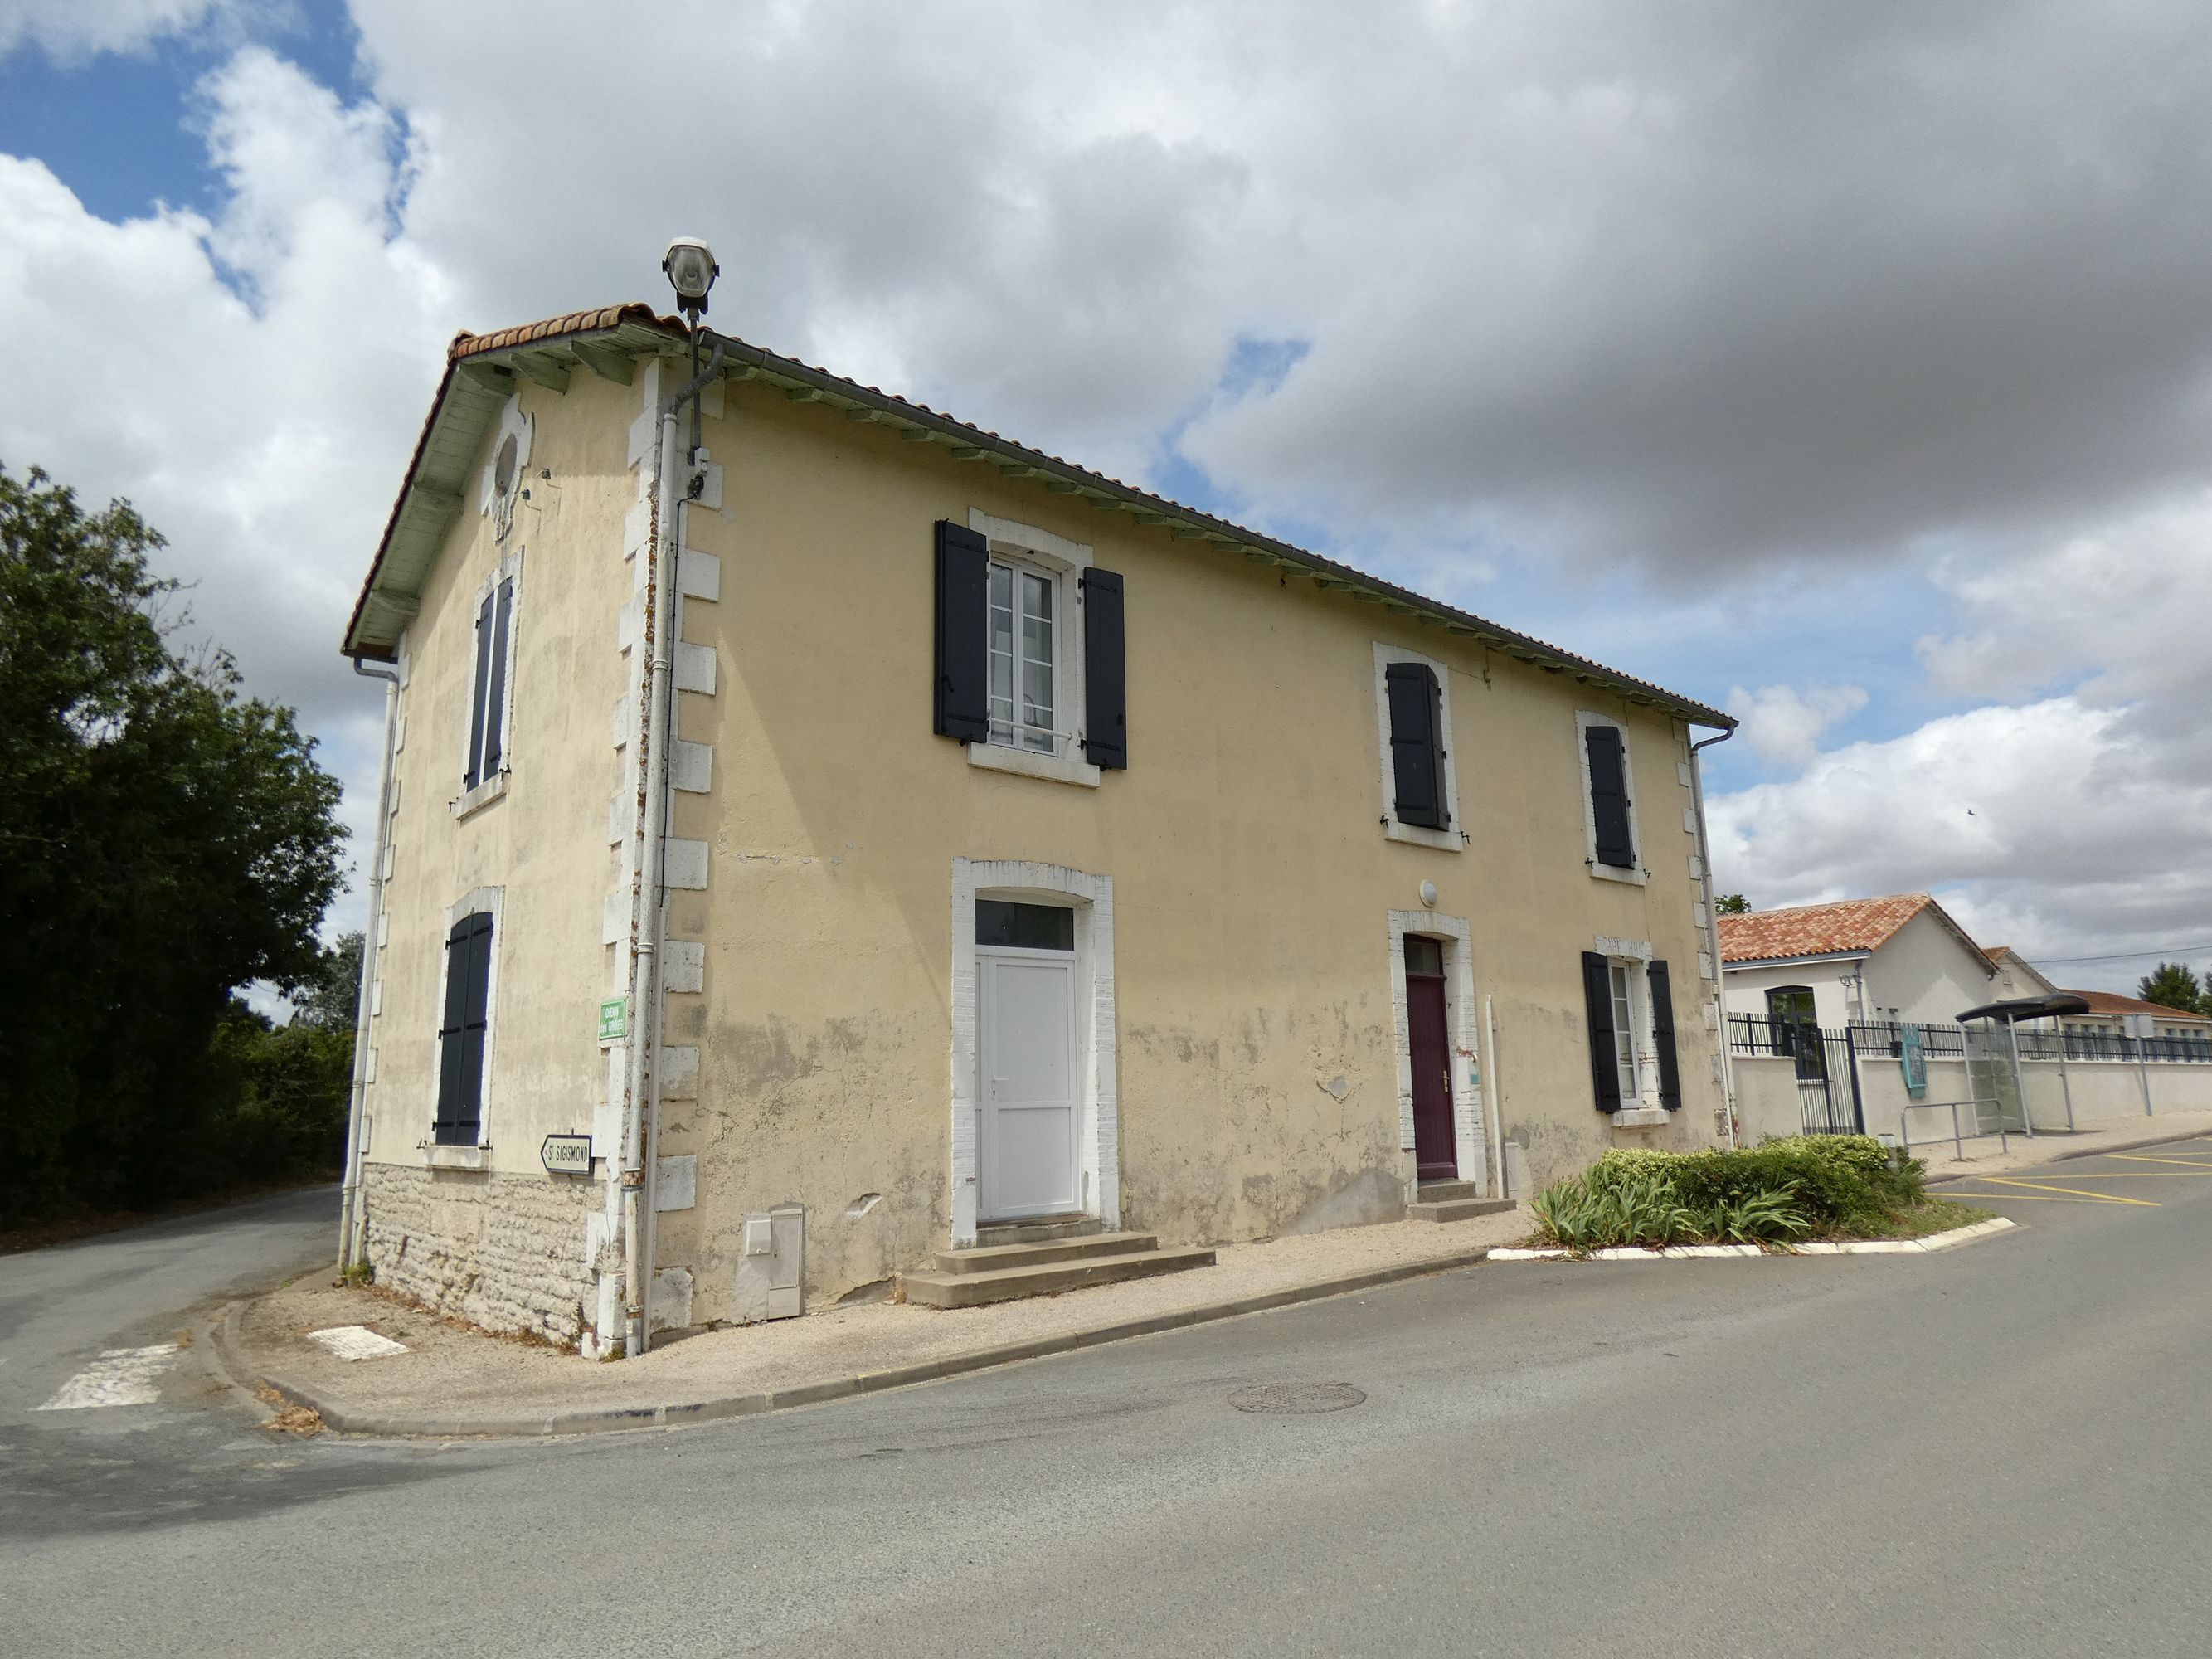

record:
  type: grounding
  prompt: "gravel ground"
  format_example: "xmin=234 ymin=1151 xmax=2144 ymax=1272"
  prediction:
xmin=235 ymin=1208 xmax=1530 ymax=1424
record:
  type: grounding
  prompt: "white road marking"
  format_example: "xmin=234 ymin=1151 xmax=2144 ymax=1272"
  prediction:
xmin=305 ymin=1325 xmax=407 ymax=1362
xmin=37 ymin=1343 xmax=180 ymax=1410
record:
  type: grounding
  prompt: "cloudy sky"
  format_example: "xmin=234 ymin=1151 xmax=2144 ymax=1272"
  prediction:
xmin=4 ymin=0 xmax=2210 ymax=993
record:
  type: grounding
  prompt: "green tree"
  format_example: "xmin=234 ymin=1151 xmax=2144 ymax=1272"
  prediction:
xmin=0 ymin=465 xmax=347 ymax=1224
xmin=206 ymin=1000 xmax=355 ymax=1185
xmin=292 ymin=931 xmax=365 ymax=1031
xmin=1714 ymin=893 xmax=1751 ymax=915
xmin=2138 ymin=961 xmax=2210 ymax=1017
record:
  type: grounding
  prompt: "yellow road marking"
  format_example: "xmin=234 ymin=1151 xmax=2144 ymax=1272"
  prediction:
xmin=1947 ymin=1190 xmax=2112 ymax=1203
xmin=1987 ymin=1170 xmax=2212 ymax=1179
xmin=1981 ymin=1177 xmax=2160 ymax=1205
xmin=2103 ymin=1154 xmax=2212 ymax=1170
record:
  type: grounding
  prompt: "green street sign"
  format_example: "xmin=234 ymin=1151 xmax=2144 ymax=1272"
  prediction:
xmin=599 ymin=998 xmax=628 ymax=1044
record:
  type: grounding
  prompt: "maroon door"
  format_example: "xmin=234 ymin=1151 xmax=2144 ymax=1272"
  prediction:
xmin=1406 ymin=946 xmax=1456 ymax=1180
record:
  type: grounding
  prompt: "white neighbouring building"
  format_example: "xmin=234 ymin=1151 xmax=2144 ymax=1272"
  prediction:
xmin=1718 ymin=893 xmax=1997 ymax=1034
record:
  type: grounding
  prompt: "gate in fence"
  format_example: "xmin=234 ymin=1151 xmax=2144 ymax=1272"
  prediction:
xmin=1774 ymin=1017 xmax=1865 ymax=1135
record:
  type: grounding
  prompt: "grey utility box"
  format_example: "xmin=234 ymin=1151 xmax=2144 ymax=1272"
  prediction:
xmin=732 ymin=1202 xmax=805 ymax=1322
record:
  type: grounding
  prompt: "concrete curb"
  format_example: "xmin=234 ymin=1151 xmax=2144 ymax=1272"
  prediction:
xmin=1488 ymin=1216 xmax=2018 ymax=1263
xmin=211 ymin=1241 xmax=1508 ymax=1440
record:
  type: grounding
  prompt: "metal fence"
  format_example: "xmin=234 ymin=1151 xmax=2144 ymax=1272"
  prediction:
xmin=1726 ymin=1017 xmax=1864 ymax=1134
xmin=1728 ymin=1015 xmax=2212 ymax=1067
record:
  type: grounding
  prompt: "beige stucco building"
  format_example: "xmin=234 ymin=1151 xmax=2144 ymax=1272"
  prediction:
xmin=338 ymin=303 xmax=1737 ymax=1355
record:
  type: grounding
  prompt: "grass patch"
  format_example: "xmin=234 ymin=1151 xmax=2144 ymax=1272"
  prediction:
xmin=1529 ymin=1136 xmax=1978 ymax=1253
xmin=1820 ymin=1195 xmax=1990 ymax=1241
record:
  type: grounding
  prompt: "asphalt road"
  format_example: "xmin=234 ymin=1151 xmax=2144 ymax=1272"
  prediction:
xmin=7 ymin=1150 xmax=2212 ymax=1658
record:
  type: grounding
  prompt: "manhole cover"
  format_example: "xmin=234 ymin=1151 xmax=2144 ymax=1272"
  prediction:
xmin=1227 ymin=1381 xmax=1366 ymax=1415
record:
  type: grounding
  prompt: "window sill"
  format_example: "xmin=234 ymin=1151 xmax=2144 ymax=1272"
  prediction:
xmin=420 ymin=1142 xmax=491 ymax=1170
xmin=1587 ymin=859 xmax=1648 ymax=887
xmin=1612 ymin=1107 xmax=1670 ymax=1128
xmin=1384 ymin=820 xmax=1463 ymax=853
xmin=452 ymin=771 xmax=509 ymax=820
xmin=968 ymin=742 xmax=1101 ymax=789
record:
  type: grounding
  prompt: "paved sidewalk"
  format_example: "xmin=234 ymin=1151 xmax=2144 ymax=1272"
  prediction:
xmin=216 ymin=1117 xmax=2212 ymax=1439
xmin=218 ymin=1208 xmax=1530 ymax=1438
xmin=1914 ymin=1110 xmax=2212 ymax=1182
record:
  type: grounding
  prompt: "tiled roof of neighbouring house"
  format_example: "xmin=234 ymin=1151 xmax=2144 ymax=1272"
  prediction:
xmin=1717 ymin=893 xmax=1945 ymax=964
xmin=2061 ymin=989 xmax=2212 ymax=1024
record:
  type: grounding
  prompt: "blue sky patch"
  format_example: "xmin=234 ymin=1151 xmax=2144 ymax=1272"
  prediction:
xmin=0 ymin=1 xmax=366 ymax=224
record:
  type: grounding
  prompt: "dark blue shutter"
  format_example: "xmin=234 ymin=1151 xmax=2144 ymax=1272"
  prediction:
xmin=933 ymin=521 xmax=990 ymax=742
xmin=435 ymin=912 xmax=493 ymax=1145
xmin=480 ymin=577 xmax=513 ymax=778
xmin=464 ymin=588 xmax=494 ymax=788
xmin=1585 ymin=724 xmax=1635 ymax=868
xmin=1582 ymin=951 xmax=1621 ymax=1112
xmin=1082 ymin=567 xmax=1126 ymax=769
xmin=1385 ymin=661 xmax=1446 ymax=829
xmin=1648 ymin=960 xmax=1681 ymax=1111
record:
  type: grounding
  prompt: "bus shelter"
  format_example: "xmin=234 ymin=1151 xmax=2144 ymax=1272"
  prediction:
xmin=1954 ymin=993 xmax=2091 ymax=1137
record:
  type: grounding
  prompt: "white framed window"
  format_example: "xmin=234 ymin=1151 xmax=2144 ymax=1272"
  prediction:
xmin=455 ymin=548 xmax=523 ymax=818
xmin=1373 ymin=644 xmax=1463 ymax=850
xmin=1609 ymin=961 xmax=1645 ymax=1103
xmin=479 ymin=392 xmax=532 ymax=544
xmin=965 ymin=511 xmax=1100 ymax=789
xmin=1575 ymin=708 xmax=1645 ymax=884
xmin=1582 ymin=937 xmax=1680 ymax=1124
xmin=989 ymin=557 xmax=1059 ymax=754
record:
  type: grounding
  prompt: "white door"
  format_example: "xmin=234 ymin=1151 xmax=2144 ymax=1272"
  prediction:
xmin=978 ymin=949 xmax=1079 ymax=1220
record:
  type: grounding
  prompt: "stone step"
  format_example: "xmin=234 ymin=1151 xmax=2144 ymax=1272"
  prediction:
xmin=975 ymin=1215 xmax=1104 ymax=1247
xmin=898 ymin=1245 xmax=1217 ymax=1309
xmin=931 ymin=1231 xmax=1159 ymax=1276
xmin=1407 ymin=1196 xmax=1518 ymax=1224
xmin=1417 ymin=1180 xmax=1481 ymax=1203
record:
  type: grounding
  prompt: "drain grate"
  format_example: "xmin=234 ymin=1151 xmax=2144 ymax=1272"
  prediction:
xmin=1227 ymin=1381 xmax=1366 ymax=1415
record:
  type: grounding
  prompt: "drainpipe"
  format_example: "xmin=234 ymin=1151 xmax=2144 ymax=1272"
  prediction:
xmin=338 ymin=653 xmax=401 ymax=1270
xmin=1483 ymin=994 xmax=1507 ymax=1200
xmin=619 ymin=333 xmax=724 ymax=1358
xmin=1689 ymin=726 xmax=1738 ymax=1149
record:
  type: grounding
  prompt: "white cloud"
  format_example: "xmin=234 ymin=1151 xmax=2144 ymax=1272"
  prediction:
xmin=0 ymin=0 xmax=232 ymax=61
xmin=6 ymin=1 xmax=2212 ymax=978
xmin=1707 ymin=693 xmax=2212 ymax=991
xmin=1917 ymin=490 xmax=2212 ymax=742
xmin=0 ymin=46 xmax=453 ymax=917
xmin=1727 ymin=682 xmax=1869 ymax=767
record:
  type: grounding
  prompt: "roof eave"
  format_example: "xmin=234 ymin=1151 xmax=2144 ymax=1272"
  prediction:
xmin=342 ymin=306 xmax=1738 ymax=727
xmin=1720 ymin=949 xmax=1874 ymax=970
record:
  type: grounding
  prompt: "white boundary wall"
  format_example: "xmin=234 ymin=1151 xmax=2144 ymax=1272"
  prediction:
xmin=1734 ymin=1049 xmax=2212 ymax=1151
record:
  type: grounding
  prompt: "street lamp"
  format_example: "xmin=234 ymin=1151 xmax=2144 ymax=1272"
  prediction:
xmin=662 ymin=237 xmax=718 ymax=322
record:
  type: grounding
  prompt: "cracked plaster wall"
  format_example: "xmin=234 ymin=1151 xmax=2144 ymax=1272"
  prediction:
xmin=654 ymin=388 xmax=1730 ymax=1320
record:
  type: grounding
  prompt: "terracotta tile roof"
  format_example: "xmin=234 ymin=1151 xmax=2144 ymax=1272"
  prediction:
xmin=450 ymin=304 xmax=652 ymax=361
xmin=2060 ymin=989 xmax=2212 ymax=1024
xmin=1717 ymin=893 xmax=1942 ymax=964
xmin=345 ymin=303 xmax=1736 ymax=728
xmin=1981 ymin=943 xmax=2011 ymax=963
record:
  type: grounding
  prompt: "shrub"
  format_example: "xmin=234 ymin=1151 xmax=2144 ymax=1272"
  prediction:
xmin=1529 ymin=1161 xmax=1692 ymax=1250
xmin=1529 ymin=1136 xmax=1925 ymax=1252
xmin=1686 ymin=1190 xmax=1811 ymax=1245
